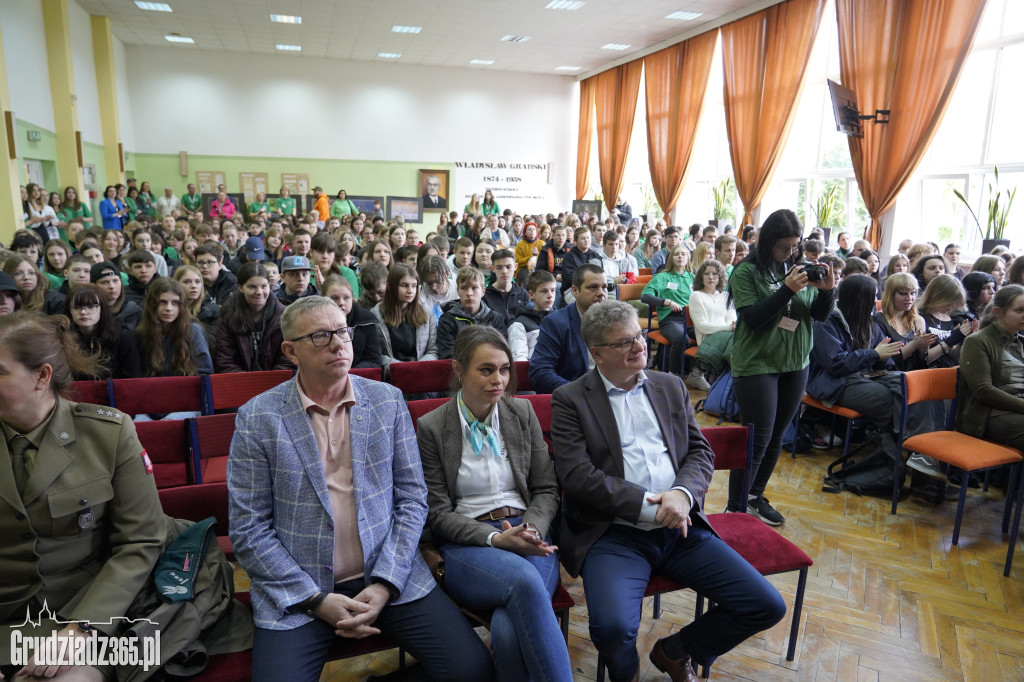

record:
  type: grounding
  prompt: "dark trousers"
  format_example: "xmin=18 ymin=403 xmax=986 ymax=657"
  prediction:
xmin=580 ymin=525 xmax=785 ymax=682
xmin=251 ymin=582 xmax=493 ymax=682
xmin=656 ymin=313 xmax=688 ymax=376
xmin=728 ymin=368 xmax=808 ymax=509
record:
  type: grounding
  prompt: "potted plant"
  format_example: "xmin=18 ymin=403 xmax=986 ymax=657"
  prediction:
xmin=954 ymin=166 xmax=1016 ymax=254
xmin=813 ymin=183 xmax=839 ymax=246
xmin=639 ymin=182 xmax=662 ymax=224
xmin=710 ymin=178 xmax=733 ymax=227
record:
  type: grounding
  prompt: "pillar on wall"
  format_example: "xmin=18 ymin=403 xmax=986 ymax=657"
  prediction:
xmin=0 ymin=22 xmax=23 ymax=242
xmin=91 ymin=15 xmax=123 ymax=187
xmin=41 ymin=0 xmax=85 ymax=196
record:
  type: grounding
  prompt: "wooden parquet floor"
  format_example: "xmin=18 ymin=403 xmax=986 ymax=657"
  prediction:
xmin=240 ymin=390 xmax=1024 ymax=682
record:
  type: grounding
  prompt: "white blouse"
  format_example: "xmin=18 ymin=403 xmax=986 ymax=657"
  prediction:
xmin=688 ymin=289 xmax=737 ymax=345
xmin=453 ymin=402 xmax=528 ymax=520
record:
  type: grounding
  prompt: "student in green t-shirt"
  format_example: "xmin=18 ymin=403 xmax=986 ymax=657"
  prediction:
xmin=274 ymin=186 xmax=296 ymax=219
xmin=640 ymin=245 xmax=694 ymax=376
xmin=725 ymin=209 xmax=836 ymax=527
xmin=182 ymin=183 xmax=203 ymax=216
xmin=248 ymin=191 xmax=270 ymax=218
xmin=330 ymin=189 xmax=359 ymax=219
xmin=57 ymin=186 xmax=93 ymax=226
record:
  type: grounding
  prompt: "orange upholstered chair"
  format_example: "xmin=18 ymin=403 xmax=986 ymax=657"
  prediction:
xmin=896 ymin=368 xmax=1023 ymax=574
xmin=791 ymin=395 xmax=863 ymax=458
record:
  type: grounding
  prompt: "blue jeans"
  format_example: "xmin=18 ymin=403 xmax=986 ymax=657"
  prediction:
xmin=441 ymin=516 xmax=573 ymax=682
xmin=581 ymin=524 xmax=785 ymax=682
xmin=251 ymin=580 xmax=493 ymax=682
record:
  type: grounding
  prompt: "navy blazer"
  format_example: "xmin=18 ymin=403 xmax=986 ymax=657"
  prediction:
xmin=528 ymin=303 xmax=589 ymax=394
xmin=551 ymin=369 xmax=716 ymax=577
xmin=228 ymin=375 xmax=436 ymax=630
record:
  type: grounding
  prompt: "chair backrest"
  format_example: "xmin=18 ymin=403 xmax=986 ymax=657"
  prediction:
xmin=616 ymin=283 xmax=645 ymax=302
xmin=203 ymin=370 xmax=293 ymax=412
xmin=389 ymin=359 xmax=453 ymax=395
xmin=636 ymin=274 xmax=652 ymax=284
xmin=639 ymin=268 xmax=652 ymax=277
xmin=685 ymin=305 xmax=693 ymax=328
xmin=406 ymin=398 xmax=449 ymax=432
xmin=521 ymin=394 xmax=553 ymax=452
xmin=158 ymin=481 xmax=230 ymax=534
xmin=67 ymin=380 xmax=112 ymax=407
xmin=188 ymin=413 xmax=237 ymax=484
xmin=702 ymin=425 xmax=754 ymax=510
xmin=350 ymin=367 xmax=383 ymax=381
xmin=111 ymin=376 xmax=205 ymax=417
xmin=903 ymin=367 xmax=958 ymax=405
xmin=135 ymin=419 xmax=192 ymax=489
xmin=514 ymin=361 xmax=532 ymax=392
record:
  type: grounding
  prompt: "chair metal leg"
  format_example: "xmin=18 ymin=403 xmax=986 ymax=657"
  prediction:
xmin=1005 ymin=462 xmax=1024 ymax=576
xmin=787 ymin=568 xmax=809 ymax=661
xmin=842 ymin=417 xmax=853 ymax=457
xmin=951 ymin=476 xmax=971 ymax=545
xmin=652 ymin=594 xmax=661 ymax=620
xmin=1002 ymin=463 xmax=1018 ymax=534
xmin=829 ymin=414 xmax=838 ymax=449
xmin=891 ymin=451 xmax=905 ymax=515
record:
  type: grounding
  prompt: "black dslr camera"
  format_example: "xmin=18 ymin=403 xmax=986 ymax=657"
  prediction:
xmin=801 ymin=262 xmax=829 ymax=282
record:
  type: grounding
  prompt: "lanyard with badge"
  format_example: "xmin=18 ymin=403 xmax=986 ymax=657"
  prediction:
xmin=770 ymin=265 xmax=800 ymax=332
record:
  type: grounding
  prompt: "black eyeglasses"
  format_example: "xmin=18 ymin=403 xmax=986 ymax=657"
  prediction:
xmin=290 ymin=326 xmax=354 ymax=347
xmin=594 ymin=329 xmax=647 ymax=351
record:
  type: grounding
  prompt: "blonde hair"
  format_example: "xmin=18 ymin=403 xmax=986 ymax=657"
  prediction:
xmin=880 ymin=273 xmax=921 ymax=332
xmin=917 ymin=273 xmax=966 ymax=316
xmin=691 ymin=242 xmax=713 ymax=273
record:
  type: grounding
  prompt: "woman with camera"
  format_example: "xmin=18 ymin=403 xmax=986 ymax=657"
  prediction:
xmin=725 ymin=209 xmax=835 ymax=525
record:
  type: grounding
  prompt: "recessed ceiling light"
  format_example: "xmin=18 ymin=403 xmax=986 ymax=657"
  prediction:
xmin=164 ymin=34 xmax=194 ymax=44
xmin=470 ymin=59 xmax=495 ymax=65
xmin=276 ymin=44 xmax=301 ymax=51
xmin=377 ymin=52 xmax=402 ymax=59
xmin=392 ymin=25 xmax=422 ymax=34
xmin=665 ymin=11 xmax=703 ymax=21
xmin=546 ymin=1 xmax=585 ymax=9
xmin=555 ymin=65 xmax=581 ymax=71
xmin=270 ymin=14 xmax=302 ymax=24
xmin=135 ymin=1 xmax=172 ymax=11
xmin=601 ymin=43 xmax=631 ymax=51
xmin=501 ymin=35 xmax=531 ymax=43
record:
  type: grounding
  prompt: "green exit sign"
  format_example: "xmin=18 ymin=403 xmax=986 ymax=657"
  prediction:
xmin=26 ymin=130 xmax=41 ymax=142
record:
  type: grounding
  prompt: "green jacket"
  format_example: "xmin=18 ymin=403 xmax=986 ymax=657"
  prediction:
xmin=956 ymin=322 xmax=1024 ymax=437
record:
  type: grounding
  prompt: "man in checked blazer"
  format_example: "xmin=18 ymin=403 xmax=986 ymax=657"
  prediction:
xmin=228 ymin=296 xmax=493 ymax=682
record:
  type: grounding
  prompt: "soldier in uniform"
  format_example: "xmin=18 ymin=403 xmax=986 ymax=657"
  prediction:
xmin=0 ymin=313 xmax=248 ymax=681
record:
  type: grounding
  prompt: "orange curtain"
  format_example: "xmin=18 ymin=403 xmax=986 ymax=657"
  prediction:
xmin=644 ymin=31 xmax=718 ymax=216
xmin=722 ymin=0 xmax=826 ymax=225
xmin=576 ymin=78 xmax=596 ymax=200
xmin=593 ymin=62 xmax=644 ymax=213
xmin=836 ymin=0 xmax=987 ymax=248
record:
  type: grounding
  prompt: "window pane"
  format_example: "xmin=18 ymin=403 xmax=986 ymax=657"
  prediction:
xmin=987 ymin=43 xmax=1024 ymax=165
xmin=921 ymin=178 xmax=970 ymax=248
xmin=925 ymin=50 xmax=994 ymax=168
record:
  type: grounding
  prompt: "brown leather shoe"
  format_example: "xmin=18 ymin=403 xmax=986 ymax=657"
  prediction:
xmin=649 ymin=637 xmax=700 ymax=682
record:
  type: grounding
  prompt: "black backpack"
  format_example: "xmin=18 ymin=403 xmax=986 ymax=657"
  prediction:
xmin=822 ymin=445 xmax=904 ymax=498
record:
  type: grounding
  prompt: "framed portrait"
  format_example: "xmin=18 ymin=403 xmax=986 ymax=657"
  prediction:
xmin=418 ymin=169 xmax=450 ymax=211
xmin=347 ymin=195 xmax=384 ymax=215
xmin=572 ymin=199 xmax=603 ymax=220
xmin=387 ymin=196 xmax=424 ymax=223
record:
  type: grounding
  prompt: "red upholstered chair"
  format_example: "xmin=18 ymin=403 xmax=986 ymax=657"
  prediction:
xmin=193 ymin=593 xmax=406 ymax=681
xmin=514 ymin=361 xmax=532 ymax=392
xmin=67 ymin=380 xmax=112 ymax=406
xmin=135 ymin=419 xmax=192 ymax=489
xmin=703 ymin=425 xmax=812 ymax=665
xmin=405 ymin=397 xmax=449 ymax=431
xmin=896 ymin=368 xmax=1023 ymax=575
xmin=521 ymin=393 xmax=553 ymax=452
xmin=350 ymin=367 xmax=383 ymax=381
xmin=110 ymin=376 xmax=206 ymax=417
xmin=202 ymin=370 xmax=293 ymax=413
xmin=157 ymin=481 xmax=233 ymax=560
xmin=388 ymin=359 xmax=453 ymax=395
xmin=188 ymin=413 xmax=237 ymax=484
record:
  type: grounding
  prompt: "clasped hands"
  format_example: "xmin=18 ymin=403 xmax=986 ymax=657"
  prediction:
xmin=312 ymin=583 xmax=391 ymax=639
xmin=647 ymin=489 xmax=692 ymax=536
xmin=492 ymin=520 xmax=558 ymax=557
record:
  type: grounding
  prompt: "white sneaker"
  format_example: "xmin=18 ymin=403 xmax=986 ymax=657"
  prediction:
xmin=907 ymin=453 xmax=945 ymax=479
xmin=685 ymin=369 xmax=711 ymax=392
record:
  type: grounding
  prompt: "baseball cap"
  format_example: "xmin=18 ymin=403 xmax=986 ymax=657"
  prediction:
xmin=244 ymin=236 xmax=266 ymax=261
xmin=90 ymin=261 xmax=120 ymax=283
xmin=0 ymin=272 xmax=19 ymax=294
xmin=280 ymin=255 xmax=310 ymax=272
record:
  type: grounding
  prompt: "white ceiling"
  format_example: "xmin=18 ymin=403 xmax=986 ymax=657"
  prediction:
xmin=74 ymin=0 xmax=768 ymax=76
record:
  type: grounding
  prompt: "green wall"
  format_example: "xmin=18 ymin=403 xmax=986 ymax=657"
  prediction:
xmin=132 ymin=152 xmax=457 ymax=225
xmin=14 ymin=118 xmax=109 ymax=212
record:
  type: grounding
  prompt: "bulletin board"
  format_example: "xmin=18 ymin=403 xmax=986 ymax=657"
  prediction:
xmin=239 ymin=172 xmax=269 ymax=203
xmin=196 ymin=171 xmax=226 ymax=194
xmin=281 ymin=173 xmax=310 ymax=196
